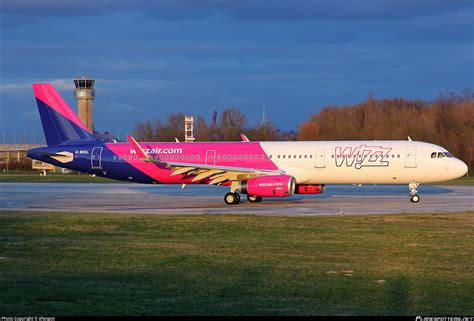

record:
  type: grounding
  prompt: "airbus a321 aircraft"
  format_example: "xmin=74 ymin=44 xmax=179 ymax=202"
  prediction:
xmin=28 ymin=84 xmax=468 ymax=205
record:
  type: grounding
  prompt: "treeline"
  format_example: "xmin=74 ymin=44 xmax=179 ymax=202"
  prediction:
xmin=133 ymin=108 xmax=294 ymax=142
xmin=133 ymin=90 xmax=473 ymax=169
xmin=298 ymin=90 xmax=473 ymax=169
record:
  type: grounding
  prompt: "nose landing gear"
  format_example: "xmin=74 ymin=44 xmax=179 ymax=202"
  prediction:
xmin=409 ymin=182 xmax=420 ymax=203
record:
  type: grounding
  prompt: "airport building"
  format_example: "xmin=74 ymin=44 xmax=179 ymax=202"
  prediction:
xmin=0 ymin=144 xmax=43 ymax=172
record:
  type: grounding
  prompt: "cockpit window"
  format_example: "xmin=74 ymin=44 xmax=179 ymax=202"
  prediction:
xmin=444 ymin=152 xmax=453 ymax=158
xmin=431 ymin=152 xmax=437 ymax=158
xmin=437 ymin=152 xmax=445 ymax=158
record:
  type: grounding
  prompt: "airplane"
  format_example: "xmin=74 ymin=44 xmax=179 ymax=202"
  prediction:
xmin=27 ymin=83 xmax=468 ymax=205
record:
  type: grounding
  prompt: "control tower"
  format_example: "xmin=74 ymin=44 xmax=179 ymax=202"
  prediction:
xmin=73 ymin=76 xmax=95 ymax=131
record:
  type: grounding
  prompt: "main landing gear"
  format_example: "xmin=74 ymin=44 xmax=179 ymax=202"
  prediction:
xmin=224 ymin=193 xmax=263 ymax=205
xmin=409 ymin=182 xmax=420 ymax=203
xmin=224 ymin=192 xmax=241 ymax=205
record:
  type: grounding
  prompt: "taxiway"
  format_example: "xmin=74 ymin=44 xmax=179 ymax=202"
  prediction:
xmin=0 ymin=183 xmax=472 ymax=216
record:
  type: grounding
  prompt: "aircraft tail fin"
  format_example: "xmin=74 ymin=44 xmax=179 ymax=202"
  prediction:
xmin=32 ymin=83 xmax=99 ymax=146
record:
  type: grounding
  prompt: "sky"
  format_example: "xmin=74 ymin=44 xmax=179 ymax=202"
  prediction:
xmin=0 ymin=0 xmax=473 ymax=143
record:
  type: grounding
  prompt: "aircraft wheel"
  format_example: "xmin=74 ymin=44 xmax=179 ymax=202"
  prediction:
xmin=247 ymin=195 xmax=263 ymax=203
xmin=410 ymin=194 xmax=420 ymax=203
xmin=224 ymin=192 xmax=240 ymax=205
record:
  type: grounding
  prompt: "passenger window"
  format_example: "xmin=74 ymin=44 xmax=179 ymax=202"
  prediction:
xmin=277 ymin=155 xmax=280 ymax=159
xmin=437 ymin=152 xmax=445 ymax=158
xmin=431 ymin=152 xmax=437 ymax=158
xmin=249 ymin=155 xmax=253 ymax=159
xmin=244 ymin=155 xmax=248 ymax=159
xmin=283 ymin=155 xmax=286 ymax=159
xmin=118 ymin=156 xmax=121 ymax=160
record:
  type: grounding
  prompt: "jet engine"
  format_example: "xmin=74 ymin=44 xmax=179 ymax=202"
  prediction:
xmin=240 ymin=175 xmax=296 ymax=197
xmin=295 ymin=184 xmax=325 ymax=194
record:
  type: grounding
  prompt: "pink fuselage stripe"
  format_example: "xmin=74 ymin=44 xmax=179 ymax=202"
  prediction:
xmin=106 ymin=142 xmax=278 ymax=184
xmin=33 ymin=84 xmax=90 ymax=132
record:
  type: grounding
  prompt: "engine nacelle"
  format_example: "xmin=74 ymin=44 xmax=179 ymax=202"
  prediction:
xmin=240 ymin=175 xmax=296 ymax=197
xmin=295 ymin=184 xmax=325 ymax=194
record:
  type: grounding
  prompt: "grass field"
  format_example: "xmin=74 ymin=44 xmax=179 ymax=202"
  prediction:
xmin=0 ymin=172 xmax=472 ymax=185
xmin=0 ymin=211 xmax=473 ymax=316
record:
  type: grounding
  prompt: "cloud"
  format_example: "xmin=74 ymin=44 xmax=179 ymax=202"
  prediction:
xmin=0 ymin=83 xmax=31 ymax=92
xmin=2 ymin=0 xmax=472 ymax=21
xmin=0 ymin=79 xmax=76 ymax=92
xmin=0 ymin=0 xmax=133 ymax=17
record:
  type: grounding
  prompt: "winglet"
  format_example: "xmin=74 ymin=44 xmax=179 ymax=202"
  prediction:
xmin=127 ymin=135 xmax=149 ymax=159
xmin=240 ymin=133 xmax=250 ymax=142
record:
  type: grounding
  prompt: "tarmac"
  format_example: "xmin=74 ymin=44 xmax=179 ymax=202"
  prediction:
xmin=0 ymin=183 xmax=472 ymax=216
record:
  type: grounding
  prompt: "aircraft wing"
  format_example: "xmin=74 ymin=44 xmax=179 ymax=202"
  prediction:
xmin=127 ymin=135 xmax=285 ymax=184
xmin=150 ymin=159 xmax=284 ymax=184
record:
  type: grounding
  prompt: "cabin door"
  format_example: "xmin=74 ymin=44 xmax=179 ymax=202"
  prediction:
xmin=405 ymin=146 xmax=417 ymax=168
xmin=91 ymin=147 xmax=103 ymax=169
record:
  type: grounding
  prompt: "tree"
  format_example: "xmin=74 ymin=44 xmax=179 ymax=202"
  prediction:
xmin=133 ymin=120 xmax=154 ymax=141
xmin=195 ymin=116 xmax=211 ymax=141
xmin=218 ymin=108 xmax=247 ymax=141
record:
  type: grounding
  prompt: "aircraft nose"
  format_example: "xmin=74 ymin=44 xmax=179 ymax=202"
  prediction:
xmin=455 ymin=159 xmax=468 ymax=178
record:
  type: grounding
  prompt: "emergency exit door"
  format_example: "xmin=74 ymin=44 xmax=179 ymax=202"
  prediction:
xmin=315 ymin=149 xmax=326 ymax=168
xmin=405 ymin=145 xmax=417 ymax=168
xmin=206 ymin=150 xmax=216 ymax=165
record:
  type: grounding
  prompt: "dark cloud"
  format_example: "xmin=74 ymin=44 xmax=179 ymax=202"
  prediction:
xmin=0 ymin=0 xmax=472 ymax=134
xmin=2 ymin=0 xmax=472 ymax=21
